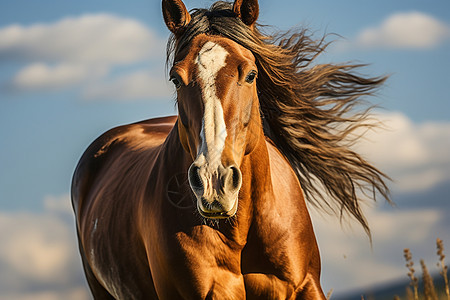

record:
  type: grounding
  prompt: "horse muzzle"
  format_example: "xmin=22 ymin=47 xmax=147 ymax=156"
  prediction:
xmin=188 ymin=161 xmax=242 ymax=219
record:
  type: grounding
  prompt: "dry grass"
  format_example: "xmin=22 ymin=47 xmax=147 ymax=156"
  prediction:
xmin=339 ymin=238 xmax=450 ymax=300
xmin=420 ymin=259 xmax=438 ymax=300
xmin=437 ymin=239 xmax=450 ymax=300
xmin=404 ymin=248 xmax=420 ymax=300
xmin=396 ymin=238 xmax=450 ymax=300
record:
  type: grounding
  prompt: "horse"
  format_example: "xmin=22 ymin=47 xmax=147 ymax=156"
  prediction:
xmin=72 ymin=0 xmax=390 ymax=299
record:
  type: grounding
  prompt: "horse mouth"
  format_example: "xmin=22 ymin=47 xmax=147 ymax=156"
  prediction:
xmin=198 ymin=210 xmax=234 ymax=219
xmin=196 ymin=198 xmax=238 ymax=219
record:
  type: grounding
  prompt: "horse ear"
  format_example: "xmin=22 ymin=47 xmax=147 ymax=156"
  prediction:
xmin=233 ymin=0 xmax=259 ymax=28
xmin=162 ymin=0 xmax=191 ymax=36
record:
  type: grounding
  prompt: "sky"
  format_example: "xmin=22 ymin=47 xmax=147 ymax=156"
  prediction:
xmin=0 ymin=0 xmax=449 ymax=299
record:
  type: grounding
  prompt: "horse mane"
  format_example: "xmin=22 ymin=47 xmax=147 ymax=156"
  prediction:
xmin=166 ymin=1 xmax=391 ymax=235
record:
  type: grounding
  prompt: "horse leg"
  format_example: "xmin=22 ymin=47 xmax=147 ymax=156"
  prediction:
xmin=295 ymin=273 xmax=326 ymax=300
xmin=244 ymin=273 xmax=326 ymax=300
xmin=243 ymin=273 xmax=295 ymax=299
xmin=195 ymin=270 xmax=246 ymax=300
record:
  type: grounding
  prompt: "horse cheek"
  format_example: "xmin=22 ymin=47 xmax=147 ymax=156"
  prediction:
xmin=178 ymin=121 xmax=190 ymax=153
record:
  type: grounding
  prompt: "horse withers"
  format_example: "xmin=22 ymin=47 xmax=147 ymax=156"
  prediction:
xmin=72 ymin=0 xmax=390 ymax=299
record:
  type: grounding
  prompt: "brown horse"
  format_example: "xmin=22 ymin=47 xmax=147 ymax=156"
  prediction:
xmin=72 ymin=0 xmax=390 ymax=299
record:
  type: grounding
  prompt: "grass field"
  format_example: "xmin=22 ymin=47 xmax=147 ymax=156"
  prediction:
xmin=333 ymin=238 xmax=449 ymax=300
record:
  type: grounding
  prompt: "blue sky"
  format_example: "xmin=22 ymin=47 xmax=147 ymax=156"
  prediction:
xmin=0 ymin=0 xmax=449 ymax=298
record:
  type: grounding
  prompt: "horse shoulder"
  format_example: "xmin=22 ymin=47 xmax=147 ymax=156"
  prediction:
xmin=265 ymin=137 xmax=318 ymax=247
xmin=265 ymin=138 xmax=305 ymax=207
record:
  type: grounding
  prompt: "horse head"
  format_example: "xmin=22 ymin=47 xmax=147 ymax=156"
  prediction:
xmin=163 ymin=0 xmax=261 ymax=219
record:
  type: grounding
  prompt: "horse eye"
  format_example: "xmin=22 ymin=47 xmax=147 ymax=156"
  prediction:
xmin=170 ymin=76 xmax=182 ymax=89
xmin=245 ymin=71 xmax=257 ymax=84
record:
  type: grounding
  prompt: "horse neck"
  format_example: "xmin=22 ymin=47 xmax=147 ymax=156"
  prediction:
xmin=159 ymin=122 xmax=193 ymax=175
xmin=228 ymin=126 xmax=272 ymax=243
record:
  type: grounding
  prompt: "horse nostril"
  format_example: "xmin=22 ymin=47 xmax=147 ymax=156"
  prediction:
xmin=188 ymin=165 xmax=203 ymax=191
xmin=229 ymin=165 xmax=242 ymax=191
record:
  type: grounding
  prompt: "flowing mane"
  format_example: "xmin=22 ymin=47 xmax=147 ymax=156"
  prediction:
xmin=166 ymin=1 xmax=391 ymax=235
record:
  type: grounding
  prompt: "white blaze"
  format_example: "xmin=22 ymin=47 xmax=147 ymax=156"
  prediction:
xmin=195 ymin=41 xmax=229 ymax=168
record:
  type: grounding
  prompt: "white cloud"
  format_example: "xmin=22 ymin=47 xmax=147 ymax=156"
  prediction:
xmin=0 ymin=14 xmax=164 ymax=64
xmin=0 ymin=194 xmax=90 ymax=300
xmin=0 ymin=288 xmax=89 ymax=300
xmin=353 ymin=112 xmax=450 ymax=193
xmin=355 ymin=12 xmax=450 ymax=49
xmin=0 ymin=213 xmax=71 ymax=281
xmin=311 ymin=205 xmax=446 ymax=294
xmin=44 ymin=194 xmax=75 ymax=214
xmin=12 ymin=62 xmax=108 ymax=91
xmin=83 ymin=69 xmax=173 ymax=101
xmin=0 ymin=14 xmax=167 ymax=94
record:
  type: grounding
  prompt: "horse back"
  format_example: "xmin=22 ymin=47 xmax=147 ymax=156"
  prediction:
xmin=72 ymin=116 xmax=176 ymax=215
